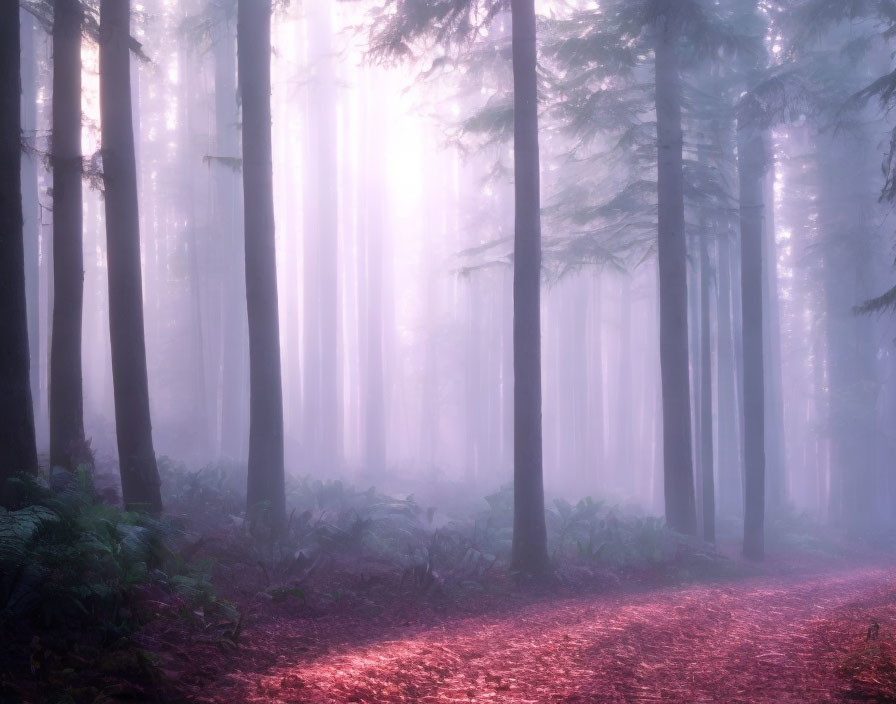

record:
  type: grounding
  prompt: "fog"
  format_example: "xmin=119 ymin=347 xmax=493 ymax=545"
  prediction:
xmin=14 ymin=0 xmax=896 ymax=531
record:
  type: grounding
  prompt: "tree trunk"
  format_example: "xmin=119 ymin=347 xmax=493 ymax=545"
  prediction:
xmin=50 ymin=0 xmax=88 ymax=472
xmin=510 ymin=0 xmax=548 ymax=574
xmin=99 ymin=0 xmax=161 ymax=512
xmin=737 ymin=122 xmax=767 ymax=560
xmin=213 ymin=6 xmax=249 ymax=462
xmin=716 ymin=230 xmax=742 ymax=516
xmin=238 ymin=0 xmax=285 ymax=524
xmin=0 ymin=3 xmax=38 ymax=505
xmin=361 ymin=73 xmax=386 ymax=473
xmin=20 ymin=9 xmax=40 ymax=431
xmin=654 ymin=16 xmax=696 ymax=535
xmin=762 ymin=163 xmax=787 ymax=515
xmin=303 ymin=0 xmax=341 ymax=473
xmin=589 ymin=276 xmax=605 ymax=486
xmin=700 ymin=235 xmax=715 ymax=543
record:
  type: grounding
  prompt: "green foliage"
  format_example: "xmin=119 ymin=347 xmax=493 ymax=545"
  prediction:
xmin=0 ymin=469 xmax=231 ymax=647
xmin=1 ymin=470 xmax=163 ymax=637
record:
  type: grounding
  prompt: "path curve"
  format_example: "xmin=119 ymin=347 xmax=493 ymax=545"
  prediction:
xmin=208 ymin=566 xmax=896 ymax=703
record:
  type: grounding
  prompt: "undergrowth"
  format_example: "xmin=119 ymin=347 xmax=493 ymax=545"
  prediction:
xmin=0 ymin=468 xmax=233 ymax=703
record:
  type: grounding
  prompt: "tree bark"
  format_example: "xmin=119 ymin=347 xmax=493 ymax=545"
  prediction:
xmin=99 ymin=0 xmax=161 ymax=512
xmin=737 ymin=122 xmax=767 ymax=560
xmin=0 ymin=3 xmax=38 ymax=505
xmin=238 ymin=0 xmax=285 ymax=524
xmin=50 ymin=0 xmax=88 ymax=472
xmin=510 ymin=0 xmax=548 ymax=574
xmin=655 ymin=15 xmax=697 ymax=535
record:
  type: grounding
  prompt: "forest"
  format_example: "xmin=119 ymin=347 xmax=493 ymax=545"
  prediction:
xmin=3 ymin=0 xmax=896 ymax=701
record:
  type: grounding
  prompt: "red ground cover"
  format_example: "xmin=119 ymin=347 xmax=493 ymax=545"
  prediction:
xmin=153 ymin=566 xmax=896 ymax=703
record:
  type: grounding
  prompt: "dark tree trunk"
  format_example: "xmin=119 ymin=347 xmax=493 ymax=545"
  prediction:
xmin=99 ymin=0 xmax=161 ymax=512
xmin=654 ymin=16 xmax=696 ymax=535
xmin=50 ymin=0 xmax=88 ymax=472
xmin=238 ymin=0 xmax=285 ymax=524
xmin=0 ymin=3 xmax=38 ymax=505
xmin=510 ymin=0 xmax=548 ymax=575
xmin=700 ymin=235 xmax=715 ymax=543
xmin=737 ymin=123 xmax=767 ymax=560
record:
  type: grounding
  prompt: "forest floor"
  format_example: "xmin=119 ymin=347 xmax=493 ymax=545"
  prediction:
xmin=150 ymin=560 xmax=896 ymax=703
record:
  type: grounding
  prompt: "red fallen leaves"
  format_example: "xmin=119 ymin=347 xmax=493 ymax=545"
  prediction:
xmin=167 ymin=566 xmax=896 ymax=703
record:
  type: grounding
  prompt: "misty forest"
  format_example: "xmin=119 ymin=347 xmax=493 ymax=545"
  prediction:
xmin=5 ymin=0 xmax=896 ymax=701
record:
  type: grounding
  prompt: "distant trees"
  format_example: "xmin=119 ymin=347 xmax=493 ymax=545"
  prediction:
xmin=49 ymin=0 xmax=89 ymax=472
xmin=237 ymin=0 xmax=286 ymax=524
xmin=509 ymin=0 xmax=549 ymax=574
xmin=99 ymin=0 xmax=162 ymax=512
xmin=0 ymin=2 xmax=39 ymax=505
xmin=303 ymin=0 xmax=342 ymax=474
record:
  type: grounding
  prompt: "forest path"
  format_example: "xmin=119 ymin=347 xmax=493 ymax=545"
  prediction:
xmin=200 ymin=565 xmax=896 ymax=703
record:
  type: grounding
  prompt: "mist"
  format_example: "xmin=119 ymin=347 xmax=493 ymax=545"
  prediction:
xmin=5 ymin=0 xmax=896 ymax=701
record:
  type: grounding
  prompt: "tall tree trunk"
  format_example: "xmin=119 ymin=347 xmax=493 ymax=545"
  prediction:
xmin=654 ymin=16 xmax=696 ymax=535
xmin=213 ymin=5 xmax=248 ymax=462
xmin=20 ymin=9 xmax=40 ymax=431
xmin=238 ymin=0 xmax=285 ymax=523
xmin=762 ymin=165 xmax=787 ymax=514
xmin=737 ymin=121 xmax=767 ymax=560
xmin=50 ymin=0 xmax=88 ymax=471
xmin=510 ymin=0 xmax=548 ymax=574
xmin=0 ymin=3 xmax=38 ymax=505
xmin=716 ymin=230 xmax=742 ymax=516
xmin=700 ymin=235 xmax=715 ymax=543
xmin=589 ymin=276 xmax=605 ymax=485
xmin=99 ymin=0 xmax=161 ymax=512
xmin=361 ymin=73 xmax=386 ymax=473
xmin=303 ymin=0 xmax=341 ymax=472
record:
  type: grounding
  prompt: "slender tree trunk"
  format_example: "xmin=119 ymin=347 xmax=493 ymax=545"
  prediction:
xmin=589 ymin=276 xmax=605 ymax=485
xmin=700 ymin=235 xmax=715 ymax=543
xmin=0 ymin=3 xmax=38 ymax=505
xmin=762 ymin=163 xmax=787 ymax=515
xmin=716 ymin=230 xmax=741 ymax=516
xmin=510 ymin=0 xmax=548 ymax=574
xmin=20 ymin=9 xmax=40 ymax=431
xmin=362 ymin=74 xmax=386 ymax=473
xmin=213 ymin=7 xmax=248 ymax=462
xmin=238 ymin=0 xmax=285 ymax=523
xmin=618 ymin=273 xmax=633 ymax=494
xmin=50 ymin=0 xmax=88 ymax=472
xmin=655 ymin=16 xmax=696 ymax=535
xmin=303 ymin=0 xmax=341 ymax=472
xmin=100 ymin=0 xmax=161 ymax=511
xmin=737 ymin=122 xmax=767 ymax=560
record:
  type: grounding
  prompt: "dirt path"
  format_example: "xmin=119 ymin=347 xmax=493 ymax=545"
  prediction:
xmin=194 ymin=566 xmax=896 ymax=703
